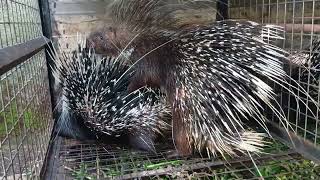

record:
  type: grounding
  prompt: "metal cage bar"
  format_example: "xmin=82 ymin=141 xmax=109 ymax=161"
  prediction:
xmin=0 ymin=0 xmax=54 ymax=179
xmin=44 ymin=0 xmax=320 ymax=179
xmin=229 ymin=0 xmax=320 ymax=160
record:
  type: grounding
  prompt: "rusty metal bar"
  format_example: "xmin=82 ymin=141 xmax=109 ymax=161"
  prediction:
xmin=0 ymin=37 xmax=50 ymax=76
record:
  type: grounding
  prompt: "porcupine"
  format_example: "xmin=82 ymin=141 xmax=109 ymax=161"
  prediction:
xmin=282 ymin=38 xmax=320 ymax=125
xmin=86 ymin=0 xmax=319 ymax=157
xmin=51 ymin=42 xmax=171 ymax=152
xmin=293 ymin=38 xmax=320 ymax=97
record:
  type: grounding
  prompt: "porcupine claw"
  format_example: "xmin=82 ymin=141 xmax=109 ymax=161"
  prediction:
xmin=166 ymin=151 xmax=183 ymax=158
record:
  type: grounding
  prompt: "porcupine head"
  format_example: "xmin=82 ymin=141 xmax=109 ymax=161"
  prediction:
xmin=86 ymin=0 xmax=217 ymax=56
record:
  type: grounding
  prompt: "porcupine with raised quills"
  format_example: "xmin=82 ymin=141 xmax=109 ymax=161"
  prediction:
xmin=51 ymin=43 xmax=171 ymax=152
xmin=87 ymin=0 xmax=319 ymax=157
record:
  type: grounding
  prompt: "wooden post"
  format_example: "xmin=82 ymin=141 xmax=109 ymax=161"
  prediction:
xmin=216 ymin=0 xmax=229 ymax=21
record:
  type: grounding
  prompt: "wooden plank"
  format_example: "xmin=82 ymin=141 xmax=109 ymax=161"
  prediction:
xmin=0 ymin=37 xmax=50 ymax=76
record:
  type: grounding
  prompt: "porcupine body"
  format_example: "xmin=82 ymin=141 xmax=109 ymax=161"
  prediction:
xmin=283 ymin=39 xmax=320 ymax=121
xmin=296 ymin=38 xmax=320 ymax=97
xmin=51 ymin=44 xmax=171 ymax=152
xmin=86 ymin=0 xmax=317 ymax=157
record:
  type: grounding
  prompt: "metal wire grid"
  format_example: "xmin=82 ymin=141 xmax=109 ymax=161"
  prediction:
xmin=229 ymin=0 xmax=320 ymax=146
xmin=0 ymin=50 xmax=53 ymax=179
xmin=46 ymin=138 xmax=320 ymax=180
xmin=44 ymin=1 xmax=320 ymax=179
xmin=0 ymin=0 xmax=43 ymax=48
xmin=228 ymin=0 xmax=320 ymax=55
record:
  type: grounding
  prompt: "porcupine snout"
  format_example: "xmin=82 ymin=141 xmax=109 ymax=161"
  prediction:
xmin=86 ymin=26 xmax=133 ymax=57
xmin=86 ymin=28 xmax=120 ymax=56
xmin=86 ymin=31 xmax=110 ymax=54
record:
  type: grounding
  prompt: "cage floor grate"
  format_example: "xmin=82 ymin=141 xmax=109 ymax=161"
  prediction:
xmin=42 ymin=136 xmax=320 ymax=180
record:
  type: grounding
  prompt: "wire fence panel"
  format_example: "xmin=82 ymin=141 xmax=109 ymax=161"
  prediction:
xmin=0 ymin=50 xmax=53 ymax=179
xmin=230 ymin=0 xmax=320 ymax=147
xmin=0 ymin=0 xmax=54 ymax=179
xmin=41 ymin=0 xmax=320 ymax=179
xmin=44 ymin=138 xmax=320 ymax=180
xmin=0 ymin=0 xmax=43 ymax=48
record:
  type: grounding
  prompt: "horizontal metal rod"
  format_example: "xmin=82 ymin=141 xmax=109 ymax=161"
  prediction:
xmin=229 ymin=20 xmax=320 ymax=33
xmin=0 ymin=37 xmax=50 ymax=76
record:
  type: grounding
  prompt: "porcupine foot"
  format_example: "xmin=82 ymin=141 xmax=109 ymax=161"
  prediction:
xmin=125 ymin=79 xmax=162 ymax=153
xmin=128 ymin=130 xmax=157 ymax=153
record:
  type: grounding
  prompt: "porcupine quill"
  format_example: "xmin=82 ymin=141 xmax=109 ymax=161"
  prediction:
xmin=49 ymin=38 xmax=171 ymax=153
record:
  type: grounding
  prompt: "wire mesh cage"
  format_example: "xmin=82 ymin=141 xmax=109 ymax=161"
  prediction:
xmin=1 ymin=0 xmax=320 ymax=179
xmin=0 ymin=0 xmax=43 ymax=48
xmin=42 ymin=0 xmax=320 ymax=180
xmin=229 ymin=0 xmax=320 ymax=147
xmin=0 ymin=0 xmax=54 ymax=179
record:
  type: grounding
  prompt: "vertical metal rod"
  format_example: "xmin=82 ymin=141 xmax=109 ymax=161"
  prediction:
xmin=216 ymin=0 xmax=229 ymax=21
xmin=37 ymin=0 xmax=57 ymax=179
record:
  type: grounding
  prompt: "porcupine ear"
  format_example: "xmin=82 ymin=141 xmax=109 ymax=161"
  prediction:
xmin=108 ymin=0 xmax=217 ymax=33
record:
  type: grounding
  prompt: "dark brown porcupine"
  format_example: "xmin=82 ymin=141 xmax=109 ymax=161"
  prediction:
xmin=86 ymin=0 xmax=318 ymax=158
xmin=87 ymin=0 xmax=216 ymax=56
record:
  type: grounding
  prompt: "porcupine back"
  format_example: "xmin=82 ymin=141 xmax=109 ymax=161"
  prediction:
xmin=299 ymin=39 xmax=320 ymax=97
xmin=86 ymin=0 xmax=216 ymax=56
xmin=166 ymin=21 xmax=290 ymax=156
xmin=88 ymin=0 xmax=320 ymax=157
xmin=51 ymin=43 xmax=171 ymax=152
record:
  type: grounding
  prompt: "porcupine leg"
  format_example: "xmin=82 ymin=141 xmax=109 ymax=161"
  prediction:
xmin=128 ymin=130 xmax=156 ymax=153
xmin=169 ymin=110 xmax=192 ymax=157
xmin=169 ymin=88 xmax=193 ymax=157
